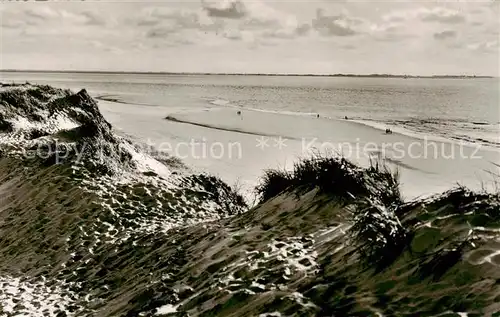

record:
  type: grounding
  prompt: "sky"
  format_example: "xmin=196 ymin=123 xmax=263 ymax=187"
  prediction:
xmin=1 ymin=0 xmax=499 ymax=75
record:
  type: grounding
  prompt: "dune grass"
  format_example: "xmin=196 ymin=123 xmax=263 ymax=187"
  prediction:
xmin=255 ymin=154 xmax=401 ymax=205
xmin=254 ymin=154 xmax=408 ymax=271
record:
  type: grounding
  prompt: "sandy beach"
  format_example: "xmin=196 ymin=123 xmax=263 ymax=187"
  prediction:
xmin=97 ymin=99 xmax=500 ymax=200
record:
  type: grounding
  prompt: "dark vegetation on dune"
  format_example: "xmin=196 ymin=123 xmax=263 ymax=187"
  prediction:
xmin=0 ymin=83 xmax=130 ymax=175
xmin=1 ymin=83 xmax=500 ymax=316
xmin=252 ymin=157 xmax=500 ymax=316
xmin=255 ymin=156 xmax=409 ymax=272
xmin=256 ymin=155 xmax=401 ymax=205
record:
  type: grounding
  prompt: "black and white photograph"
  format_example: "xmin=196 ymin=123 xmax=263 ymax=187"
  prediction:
xmin=0 ymin=0 xmax=499 ymax=316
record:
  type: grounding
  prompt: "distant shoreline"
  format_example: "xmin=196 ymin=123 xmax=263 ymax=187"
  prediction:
xmin=0 ymin=69 xmax=495 ymax=79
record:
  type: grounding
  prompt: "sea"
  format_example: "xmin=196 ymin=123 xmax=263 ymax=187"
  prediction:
xmin=1 ymin=71 xmax=499 ymax=199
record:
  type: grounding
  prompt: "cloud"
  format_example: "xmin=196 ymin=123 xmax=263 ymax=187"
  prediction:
xmin=295 ymin=24 xmax=311 ymax=36
xmin=369 ymin=20 xmax=415 ymax=43
xmin=370 ymin=22 xmax=400 ymax=34
xmin=382 ymin=7 xmax=466 ymax=25
xmin=373 ymin=6 xmax=472 ymax=43
xmin=224 ymin=32 xmax=242 ymax=41
xmin=2 ymin=1 xmax=497 ymax=75
xmin=261 ymin=29 xmax=296 ymax=40
xmin=374 ymin=32 xmax=417 ymax=43
xmin=89 ymin=40 xmax=123 ymax=54
xmin=131 ymin=1 xmax=307 ymax=43
xmin=1 ymin=20 xmax=25 ymax=29
xmin=126 ymin=1 xmax=312 ymax=46
xmin=467 ymin=39 xmax=499 ymax=52
xmin=236 ymin=1 xmax=308 ymax=40
xmin=433 ymin=30 xmax=457 ymax=40
xmin=146 ymin=27 xmax=177 ymax=38
xmin=221 ymin=29 xmax=256 ymax=43
xmin=240 ymin=17 xmax=280 ymax=30
xmin=135 ymin=6 xmax=224 ymax=43
xmin=312 ymin=9 xmax=358 ymax=36
xmin=81 ymin=11 xmax=106 ymax=26
xmin=381 ymin=10 xmax=412 ymax=24
xmin=419 ymin=8 xmax=466 ymax=24
xmin=2 ymin=6 xmax=107 ymax=31
xmin=342 ymin=44 xmax=356 ymax=50
xmin=235 ymin=5 xmax=307 ymax=41
xmin=24 ymin=7 xmax=59 ymax=21
xmin=203 ymin=1 xmax=246 ymax=19
xmin=146 ymin=8 xmax=202 ymax=29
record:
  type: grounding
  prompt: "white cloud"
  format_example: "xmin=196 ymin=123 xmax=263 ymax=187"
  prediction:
xmin=312 ymin=9 xmax=358 ymax=36
xmin=203 ymin=0 xmax=246 ymax=19
xmin=433 ymin=30 xmax=457 ymax=40
xmin=418 ymin=7 xmax=466 ymax=24
xmin=381 ymin=6 xmax=466 ymax=25
xmin=467 ymin=39 xmax=499 ymax=52
xmin=0 ymin=1 xmax=498 ymax=75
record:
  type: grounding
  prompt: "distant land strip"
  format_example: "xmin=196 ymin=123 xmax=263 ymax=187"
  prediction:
xmin=0 ymin=69 xmax=495 ymax=79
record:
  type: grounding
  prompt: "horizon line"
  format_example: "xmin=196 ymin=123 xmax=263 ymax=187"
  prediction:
xmin=0 ymin=69 xmax=496 ymax=79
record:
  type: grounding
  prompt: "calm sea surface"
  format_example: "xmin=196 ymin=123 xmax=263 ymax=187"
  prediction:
xmin=2 ymin=71 xmax=498 ymax=148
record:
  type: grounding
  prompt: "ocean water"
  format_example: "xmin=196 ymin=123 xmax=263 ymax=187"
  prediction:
xmin=2 ymin=71 xmax=498 ymax=147
xmin=1 ymin=71 xmax=499 ymax=198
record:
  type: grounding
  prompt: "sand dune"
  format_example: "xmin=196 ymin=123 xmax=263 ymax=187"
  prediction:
xmin=1 ymin=83 xmax=499 ymax=316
